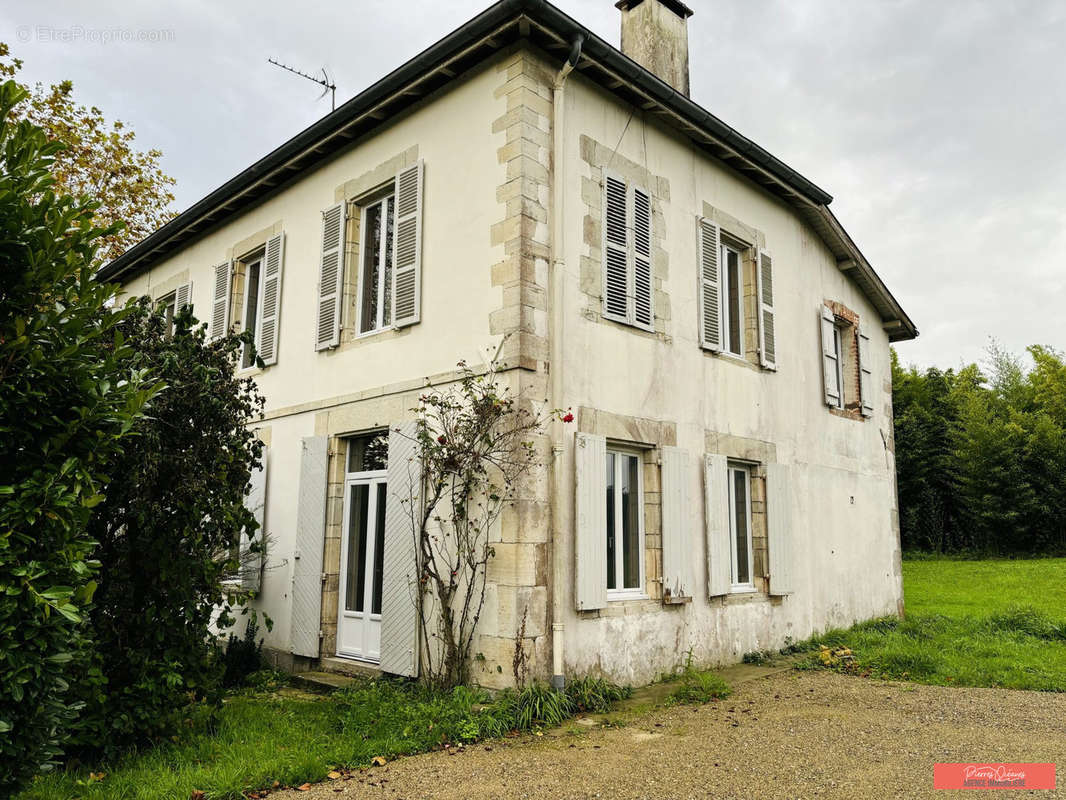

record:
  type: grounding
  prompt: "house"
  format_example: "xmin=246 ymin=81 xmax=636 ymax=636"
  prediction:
xmin=102 ymin=0 xmax=917 ymax=688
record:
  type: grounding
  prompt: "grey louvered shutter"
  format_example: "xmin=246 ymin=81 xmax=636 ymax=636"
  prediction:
xmin=821 ymin=306 xmax=840 ymax=407
xmin=698 ymin=219 xmax=721 ymax=351
xmin=316 ymin=203 xmax=346 ymax=350
xmin=632 ymin=186 xmax=654 ymax=331
xmin=174 ymin=281 xmax=193 ymax=316
xmin=210 ymin=261 xmax=231 ymax=340
xmin=258 ymin=232 xmax=285 ymax=366
xmin=858 ymin=328 xmax=874 ymax=417
xmin=660 ymin=446 xmax=691 ymax=601
xmin=291 ymin=436 xmax=328 ymax=658
xmin=757 ymin=250 xmax=776 ymax=370
xmin=766 ymin=463 xmax=794 ymax=595
xmin=241 ymin=446 xmax=268 ymax=593
xmin=379 ymin=423 xmax=422 ymax=677
xmin=602 ymin=174 xmax=629 ymax=323
xmin=391 ymin=161 xmax=423 ymax=328
xmin=575 ymin=431 xmax=608 ymax=610
xmin=704 ymin=453 xmax=730 ymax=597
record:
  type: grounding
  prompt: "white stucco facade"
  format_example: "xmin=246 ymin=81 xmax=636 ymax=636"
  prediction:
xmin=112 ymin=1 xmax=911 ymax=687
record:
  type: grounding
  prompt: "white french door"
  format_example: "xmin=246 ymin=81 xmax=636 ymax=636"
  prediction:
xmin=337 ymin=472 xmax=387 ymax=662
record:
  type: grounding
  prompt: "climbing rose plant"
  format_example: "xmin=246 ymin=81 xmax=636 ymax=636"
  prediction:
xmin=407 ymin=343 xmax=569 ymax=689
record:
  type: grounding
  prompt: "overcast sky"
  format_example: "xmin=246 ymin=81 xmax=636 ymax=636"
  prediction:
xmin=3 ymin=0 xmax=1064 ymax=368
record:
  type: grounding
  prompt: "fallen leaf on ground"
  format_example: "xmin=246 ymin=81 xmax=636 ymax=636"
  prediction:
xmin=190 ymin=792 xmax=205 ymax=800
xmin=328 ymin=771 xmax=341 ymax=779
xmin=371 ymin=756 xmax=387 ymax=767
xmin=297 ymin=783 xmax=311 ymax=791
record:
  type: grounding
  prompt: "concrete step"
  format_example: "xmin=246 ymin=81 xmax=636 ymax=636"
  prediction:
xmin=289 ymin=670 xmax=358 ymax=695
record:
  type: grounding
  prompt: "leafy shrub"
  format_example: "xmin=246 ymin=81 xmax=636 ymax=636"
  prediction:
xmin=0 ymin=79 xmax=156 ymax=793
xmin=564 ymin=676 xmax=632 ymax=713
xmin=221 ymin=616 xmax=266 ymax=689
xmin=667 ymin=668 xmax=732 ymax=705
xmin=68 ymin=300 xmax=265 ymax=756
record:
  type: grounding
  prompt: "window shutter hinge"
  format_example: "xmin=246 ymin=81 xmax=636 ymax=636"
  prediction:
xmin=321 ymin=572 xmax=327 ymax=583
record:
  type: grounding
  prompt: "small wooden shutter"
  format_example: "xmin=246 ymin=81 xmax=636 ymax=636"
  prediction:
xmin=379 ymin=423 xmax=422 ymax=677
xmin=632 ymin=186 xmax=654 ymax=331
xmin=757 ymin=250 xmax=776 ymax=370
xmin=698 ymin=219 xmax=721 ymax=351
xmin=660 ymin=446 xmax=691 ymax=601
xmin=210 ymin=261 xmax=231 ymax=340
xmin=704 ymin=453 xmax=730 ymax=597
xmin=174 ymin=281 xmax=193 ymax=316
xmin=858 ymin=328 xmax=874 ymax=417
xmin=241 ymin=446 xmax=268 ymax=593
xmin=316 ymin=203 xmax=346 ymax=350
xmin=602 ymin=174 xmax=629 ymax=323
xmin=575 ymin=432 xmax=608 ymax=610
xmin=821 ymin=306 xmax=840 ymax=407
xmin=392 ymin=161 xmax=423 ymax=328
xmin=291 ymin=436 xmax=328 ymax=658
xmin=258 ymin=232 xmax=285 ymax=366
xmin=766 ymin=463 xmax=794 ymax=595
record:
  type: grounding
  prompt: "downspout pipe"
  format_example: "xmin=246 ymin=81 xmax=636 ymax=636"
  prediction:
xmin=549 ymin=32 xmax=583 ymax=691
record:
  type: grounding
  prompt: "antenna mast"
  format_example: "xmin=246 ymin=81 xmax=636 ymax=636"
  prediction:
xmin=268 ymin=58 xmax=337 ymax=111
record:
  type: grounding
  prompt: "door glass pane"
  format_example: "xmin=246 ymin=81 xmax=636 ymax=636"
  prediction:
xmin=726 ymin=250 xmax=742 ymax=355
xmin=622 ymin=454 xmax=640 ymax=589
xmin=345 ymin=484 xmax=370 ymax=612
xmin=371 ymin=482 xmax=386 ymax=615
xmin=360 ymin=201 xmax=382 ymax=333
xmin=605 ymin=452 xmax=615 ymax=590
xmin=733 ymin=470 xmax=750 ymax=584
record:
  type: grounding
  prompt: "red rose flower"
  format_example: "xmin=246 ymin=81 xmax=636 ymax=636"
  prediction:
xmin=562 ymin=412 xmax=574 ymax=423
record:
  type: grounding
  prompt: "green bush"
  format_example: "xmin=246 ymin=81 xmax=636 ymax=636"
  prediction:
xmin=0 ymin=79 xmax=157 ymax=793
xmin=221 ymin=616 xmax=266 ymax=689
xmin=564 ymin=675 xmax=632 ymax=713
xmin=667 ymin=668 xmax=732 ymax=705
xmin=67 ymin=301 xmax=265 ymax=756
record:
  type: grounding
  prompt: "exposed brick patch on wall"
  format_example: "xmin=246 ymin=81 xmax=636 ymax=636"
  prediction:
xmin=579 ymin=133 xmax=671 ymax=338
xmin=824 ymin=299 xmax=865 ymax=421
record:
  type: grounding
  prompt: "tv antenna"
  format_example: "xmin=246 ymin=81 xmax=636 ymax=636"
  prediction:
xmin=268 ymin=58 xmax=336 ymax=111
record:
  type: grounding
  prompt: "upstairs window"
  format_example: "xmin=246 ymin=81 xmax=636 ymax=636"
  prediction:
xmin=358 ymin=194 xmax=396 ymax=335
xmin=820 ymin=303 xmax=874 ymax=418
xmin=721 ymin=241 xmax=744 ymax=357
xmin=241 ymin=253 xmax=263 ymax=369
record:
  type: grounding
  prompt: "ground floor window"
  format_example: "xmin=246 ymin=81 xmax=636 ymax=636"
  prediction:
xmin=606 ymin=448 xmax=644 ymax=597
xmin=728 ymin=462 xmax=755 ymax=591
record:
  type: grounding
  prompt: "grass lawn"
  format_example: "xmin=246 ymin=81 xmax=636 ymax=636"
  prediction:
xmin=18 ymin=677 xmax=632 ymax=800
xmin=802 ymin=557 xmax=1066 ymax=692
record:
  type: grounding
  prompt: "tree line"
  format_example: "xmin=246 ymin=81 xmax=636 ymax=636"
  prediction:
xmin=893 ymin=345 xmax=1066 ymax=556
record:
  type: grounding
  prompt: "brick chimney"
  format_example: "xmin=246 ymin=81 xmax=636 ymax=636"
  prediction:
xmin=616 ymin=0 xmax=694 ymax=96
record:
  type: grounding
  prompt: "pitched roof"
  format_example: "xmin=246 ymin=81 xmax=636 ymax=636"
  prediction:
xmin=99 ymin=0 xmax=916 ymax=340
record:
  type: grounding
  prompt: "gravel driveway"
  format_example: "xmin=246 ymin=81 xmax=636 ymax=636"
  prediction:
xmin=276 ymin=670 xmax=1065 ymax=799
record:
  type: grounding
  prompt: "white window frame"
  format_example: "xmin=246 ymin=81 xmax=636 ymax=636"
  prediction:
xmin=831 ymin=324 xmax=846 ymax=409
xmin=356 ymin=192 xmax=396 ymax=338
xmin=240 ymin=252 xmax=265 ymax=371
xmin=727 ymin=462 xmax=756 ymax=593
xmin=606 ymin=446 xmax=646 ymax=601
xmin=720 ymin=240 xmax=745 ymax=358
